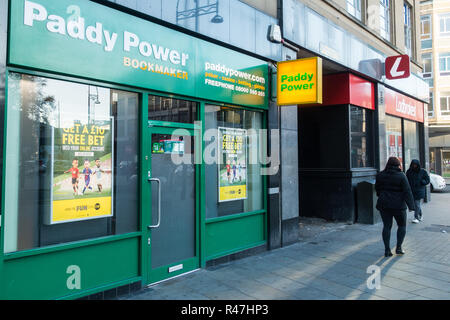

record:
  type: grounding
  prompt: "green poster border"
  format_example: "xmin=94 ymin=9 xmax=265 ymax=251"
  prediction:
xmin=49 ymin=118 xmax=115 ymax=225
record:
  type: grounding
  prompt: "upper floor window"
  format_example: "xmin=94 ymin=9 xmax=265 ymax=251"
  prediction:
xmin=439 ymin=52 xmax=450 ymax=75
xmin=421 ymin=15 xmax=432 ymax=40
xmin=404 ymin=2 xmax=412 ymax=56
xmin=422 ymin=53 xmax=433 ymax=78
xmin=440 ymin=14 xmax=450 ymax=37
xmin=440 ymin=92 xmax=450 ymax=116
xmin=347 ymin=0 xmax=362 ymax=21
xmin=380 ymin=0 xmax=391 ymax=41
xmin=428 ymin=92 xmax=434 ymax=118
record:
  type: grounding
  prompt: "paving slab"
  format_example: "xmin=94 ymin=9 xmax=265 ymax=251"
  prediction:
xmin=122 ymin=191 xmax=450 ymax=300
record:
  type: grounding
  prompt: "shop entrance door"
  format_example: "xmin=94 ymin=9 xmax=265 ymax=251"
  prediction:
xmin=146 ymin=126 xmax=199 ymax=284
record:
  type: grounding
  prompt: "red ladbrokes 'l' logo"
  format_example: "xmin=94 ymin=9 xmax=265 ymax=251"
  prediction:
xmin=385 ymin=55 xmax=410 ymax=80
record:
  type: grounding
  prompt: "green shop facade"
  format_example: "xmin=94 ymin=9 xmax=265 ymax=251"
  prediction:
xmin=0 ymin=0 xmax=270 ymax=299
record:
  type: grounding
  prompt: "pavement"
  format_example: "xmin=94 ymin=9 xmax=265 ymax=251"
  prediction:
xmin=121 ymin=187 xmax=450 ymax=300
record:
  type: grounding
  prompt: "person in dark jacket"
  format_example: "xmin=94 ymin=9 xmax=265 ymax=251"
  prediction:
xmin=375 ymin=157 xmax=415 ymax=257
xmin=406 ymin=159 xmax=430 ymax=224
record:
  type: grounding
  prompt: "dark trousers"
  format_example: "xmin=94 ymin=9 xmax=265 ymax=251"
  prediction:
xmin=379 ymin=209 xmax=407 ymax=251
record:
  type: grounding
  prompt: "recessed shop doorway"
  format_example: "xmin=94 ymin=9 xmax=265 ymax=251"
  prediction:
xmin=145 ymin=96 xmax=200 ymax=284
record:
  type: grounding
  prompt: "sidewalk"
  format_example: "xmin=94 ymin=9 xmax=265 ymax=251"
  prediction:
xmin=122 ymin=190 xmax=450 ymax=300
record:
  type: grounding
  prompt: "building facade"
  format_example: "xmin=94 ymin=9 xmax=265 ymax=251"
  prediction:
xmin=281 ymin=0 xmax=429 ymax=222
xmin=0 ymin=0 xmax=428 ymax=299
xmin=420 ymin=0 xmax=450 ymax=180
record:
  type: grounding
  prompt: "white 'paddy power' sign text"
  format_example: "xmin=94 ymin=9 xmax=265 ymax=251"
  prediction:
xmin=23 ymin=0 xmax=190 ymax=78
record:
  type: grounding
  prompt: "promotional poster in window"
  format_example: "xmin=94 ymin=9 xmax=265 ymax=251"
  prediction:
xmin=218 ymin=127 xmax=247 ymax=202
xmin=48 ymin=119 xmax=114 ymax=224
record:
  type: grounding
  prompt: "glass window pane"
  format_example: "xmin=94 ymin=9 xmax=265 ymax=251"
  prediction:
xmin=204 ymin=105 xmax=263 ymax=219
xmin=150 ymin=133 xmax=195 ymax=268
xmin=440 ymin=56 xmax=448 ymax=71
xmin=380 ymin=0 xmax=391 ymax=41
xmin=440 ymin=97 xmax=447 ymax=109
xmin=441 ymin=92 xmax=450 ymax=115
xmin=385 ymin=115 xmax=403 ymax=166
xmin=404 ymin=120 xmax=419 ymax=168
xmin=347 ymin=0 xmax=361 ymax=20
xmin=148 ymin=95 xmax=197 ymax=123
xmin=423 ymin=22 xmax=430 ymax=35
xmin=350 ymin=106 xmax=373 ymax=168
xmin=421 ymin=16 xmax=431 ymax=40
xmin=428 ymin=92 xmax=434 ymax=117
xmin=4 ymin=73 xmax=139 ymax=253
xmin=440 ymin=14 xmax=450 ymax=35
xmin=442 ymin=150 xmax=450 ymax=178
xmin=424 ymin=58 xmax=431 ymax=73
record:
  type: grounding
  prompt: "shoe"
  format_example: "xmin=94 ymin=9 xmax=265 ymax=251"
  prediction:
xmin=385 ymin=249 xmax=393 ymax=257
xmin=419 ymin=217 xmax=423 ymax=222
xmin=396 ymin=247 xmax=405 ymax=255
xmin=412 ymin=219 xmax=419 ymax=224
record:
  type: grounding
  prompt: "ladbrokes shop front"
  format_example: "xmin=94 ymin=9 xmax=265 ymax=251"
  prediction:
xmin=0 ymin=0 xmax=269 ymax=299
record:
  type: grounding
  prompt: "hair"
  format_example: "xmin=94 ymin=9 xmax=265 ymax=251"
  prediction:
xmin=385 ymin=157 xmax=400 ymax=169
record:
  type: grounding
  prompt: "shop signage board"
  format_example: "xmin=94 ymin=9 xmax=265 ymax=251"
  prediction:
xmin=9 ymin=0 xmax=268 ymax=109
xmin=47 ymin=118 xmax=114 ymax=224
xmin=385 ymin=54 xmax=410 ymax=80
xmin=218 ymin=127 xmax=247 ymax=202
xmin=385 ymin=87 xmax=424 ymax=123
xmin=319 ymin=73 xmax=375 ymax=109
xmin=277 ymin=57 xmax=323 ymax=105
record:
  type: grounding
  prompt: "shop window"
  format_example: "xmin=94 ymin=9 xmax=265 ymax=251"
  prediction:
xmin=350 ymin=106 xmax=373 ymax=168
xmin=386 ymin=115 xmax=403 ymax=166
xmin=204 ymin=105 xmax=263 ymax=219
xmin=148 ymin=95 xmax=197 ymax=123
xmin=3 ymin=73 xmax=139 ymax=253
xmin=380 ymin=0 xmax=391 ymax=42
xmin=404 ymin=120 xmax=420 ymax=168
xmin=440 ymin=92 xmax=450 ymax=116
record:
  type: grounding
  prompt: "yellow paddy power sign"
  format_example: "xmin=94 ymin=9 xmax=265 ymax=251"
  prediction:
xmin=277 ymin=57 xmax=323 ymax=105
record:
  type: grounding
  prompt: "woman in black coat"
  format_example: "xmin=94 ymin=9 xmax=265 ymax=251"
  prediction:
xmin=375 ymin=157 xmax=415 ymax=257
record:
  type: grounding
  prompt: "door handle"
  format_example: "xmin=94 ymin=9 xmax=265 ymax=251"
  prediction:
xmin=148 ymin=177 xmax=161 ymax=229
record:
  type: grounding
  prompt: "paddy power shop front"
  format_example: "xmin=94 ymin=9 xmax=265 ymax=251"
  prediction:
xmin=0 ymin=0 xmax=269 ymax=299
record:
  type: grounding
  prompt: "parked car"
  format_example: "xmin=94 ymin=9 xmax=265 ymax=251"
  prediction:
xmin=430 ymin=173 xmax=447 ymax=192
